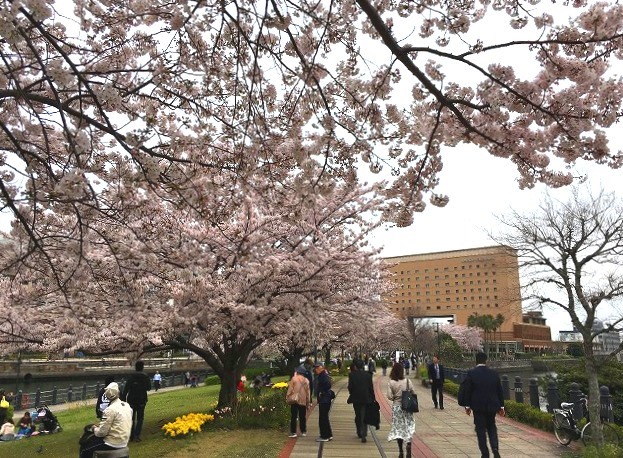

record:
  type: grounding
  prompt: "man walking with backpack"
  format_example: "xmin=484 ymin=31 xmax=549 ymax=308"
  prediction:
xmin=122 ymin=361 xmax=152 ymax=442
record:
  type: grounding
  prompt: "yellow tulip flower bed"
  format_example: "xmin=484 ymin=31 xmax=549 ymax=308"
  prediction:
xmin=162 ymin=412 xmax=215 ymax=438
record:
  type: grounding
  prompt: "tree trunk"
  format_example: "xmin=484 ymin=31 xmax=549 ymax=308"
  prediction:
xmin=280 ymin=346 xmax=305 ymax=376
xmin=170 ymin=334 xmax=260 ymax=409
xmin=584 ymin=348 xmax=604 ymax=446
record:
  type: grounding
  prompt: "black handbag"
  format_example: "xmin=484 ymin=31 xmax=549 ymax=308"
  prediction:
xmin=401 ymin=379 xmax=419 ymax=413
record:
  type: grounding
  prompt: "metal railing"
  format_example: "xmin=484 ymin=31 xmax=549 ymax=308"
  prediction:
xmin=9 ymin=371 xmax=211 ymax=411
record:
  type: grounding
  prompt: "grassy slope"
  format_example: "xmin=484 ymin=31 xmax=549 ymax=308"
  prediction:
xmin=0 ymin=384 xmax=288 ymax=457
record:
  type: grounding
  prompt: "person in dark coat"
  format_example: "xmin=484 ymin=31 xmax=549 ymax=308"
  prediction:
xmin=302 ymin=358 xmax=315 ymax=398
xmin=347 ymin=359 xmax=375 ymax=443
xmin=462 ymin=352 xmax=505 ymax=458
xmin=121 ymin=360 xmax=152 ymax=442
xmin=427 ymin=355 xmax=445 ymax=409
xmin=313 ymin=362 xmax=333 ymax=442
xmin=380 ymin=358 xmax=388 ymax=376
xmin=96 ymin=375 xmax=116 ymax=419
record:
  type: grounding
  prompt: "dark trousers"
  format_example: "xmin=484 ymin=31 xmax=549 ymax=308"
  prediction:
xmin=318 ymin=403 xmax=332 ymax=439
xmin=473 ymin=410 xmax=499 ymax=458
xmin=79 ymin=437 xmax=119 ymax=458
xmin=129 ymin=403 xmax=146 ymax=439
xmin=431 ymin=380 xmax=444 ymax=407
xmin=352 ymin=403 xmax=367 ymax=438
xmin=290 ymin=404 xmax=307 ymax=434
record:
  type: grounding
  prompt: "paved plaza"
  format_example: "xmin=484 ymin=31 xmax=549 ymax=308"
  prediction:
xmin=280 ymin=373 xmax=577 ymax=458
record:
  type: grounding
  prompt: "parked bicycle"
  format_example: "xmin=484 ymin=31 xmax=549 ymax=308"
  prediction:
xmin=552 ymin=393 xmax=619 ymax=446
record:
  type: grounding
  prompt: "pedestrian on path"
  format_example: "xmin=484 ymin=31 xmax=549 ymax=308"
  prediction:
xmin=381 ymin=358 xmax=388 ymax=376
xmin=461 ymin=352 xmax=505 ymax=458
xmin=302 ymin=358 xmax=315 ymax=398
xmin=347 ymin=358 xmax=375 ymax=443
xmin=286 ymin=366 xmax=311 ymax=438
xmin=153 ymin=371 xmax=162 ymax=391
xmin=386 ymin=362 xmax=415 ymax=458
xmin=313 ymin=362 xmax=333 ymax=442
xmin=427 ymin=355 xmax=445 ymax=409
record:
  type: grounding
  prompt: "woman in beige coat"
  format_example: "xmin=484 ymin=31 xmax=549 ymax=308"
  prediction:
xmin=286 ymin=365 xmax=311 ymax=438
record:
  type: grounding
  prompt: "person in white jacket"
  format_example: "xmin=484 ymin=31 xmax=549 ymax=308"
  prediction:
xmin=80 ymin=382 xmax=133 ymax=458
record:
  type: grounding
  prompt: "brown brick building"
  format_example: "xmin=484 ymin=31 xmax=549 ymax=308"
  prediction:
xmin=384 ymin=246 xmax=552 ymax=353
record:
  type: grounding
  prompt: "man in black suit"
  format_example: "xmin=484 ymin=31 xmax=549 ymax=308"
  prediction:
xmin=427 ymin=355 xmax=445 ymax=409
xmin=347 ymin=359 xmax=375 ymax=443
xmin=462 ymin=352 xmax=505 ymax=458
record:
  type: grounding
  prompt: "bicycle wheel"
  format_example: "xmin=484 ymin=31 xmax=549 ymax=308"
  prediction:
xmin=581 ymin=421 xmax=619 ymax=446
xmin=553 ymin=413 xmax=573 ymax=446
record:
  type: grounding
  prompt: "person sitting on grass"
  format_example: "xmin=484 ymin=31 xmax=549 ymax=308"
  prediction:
xmin=0 ymin=418 xmax=15 ymax=441
xmin=17 ymin=412 xmax=33 ymax=437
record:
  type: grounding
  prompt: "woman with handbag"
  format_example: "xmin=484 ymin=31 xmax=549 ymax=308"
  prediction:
xmin=286 ymin=366 xmax=311 ymax=438
xmin=387 ymin=362 xmax=416 ymax=458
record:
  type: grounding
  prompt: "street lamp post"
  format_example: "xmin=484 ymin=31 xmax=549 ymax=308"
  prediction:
xmin=434 ymin=323 xmax=441 ymax=352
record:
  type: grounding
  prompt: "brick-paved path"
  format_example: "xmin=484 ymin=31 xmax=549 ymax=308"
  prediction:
xmin=282 ymin=373 xmax=577 ymax=457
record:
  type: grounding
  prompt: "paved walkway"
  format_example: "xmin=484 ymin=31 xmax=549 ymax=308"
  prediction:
xmin=281 ymin=373 xmax=577 ymax=458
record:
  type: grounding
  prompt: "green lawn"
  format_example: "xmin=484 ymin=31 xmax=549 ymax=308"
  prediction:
xmin=1 ymin=384 xmax=289 ymax=457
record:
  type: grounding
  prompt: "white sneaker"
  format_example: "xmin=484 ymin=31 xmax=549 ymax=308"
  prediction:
xmin=316 ymin=437 xmax=330 ymax=442
xmin=301 ymin=433 xmax=307 ymax=437
xmin=288 ymin=433 xmax=297 ymax=438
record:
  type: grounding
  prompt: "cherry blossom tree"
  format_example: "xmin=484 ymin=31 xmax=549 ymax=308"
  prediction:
xmin=495 ymin=188 xmax=623 ymax=446
xmin=1 ymin=0 xmax=623 ymax=263
xmin=442 ymin=323 xmax=483 ymax=353
xmin=2 ymin=0 xmax=623 ymax=407
xmin=0 ymin=163 xmax=389 ymax=406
